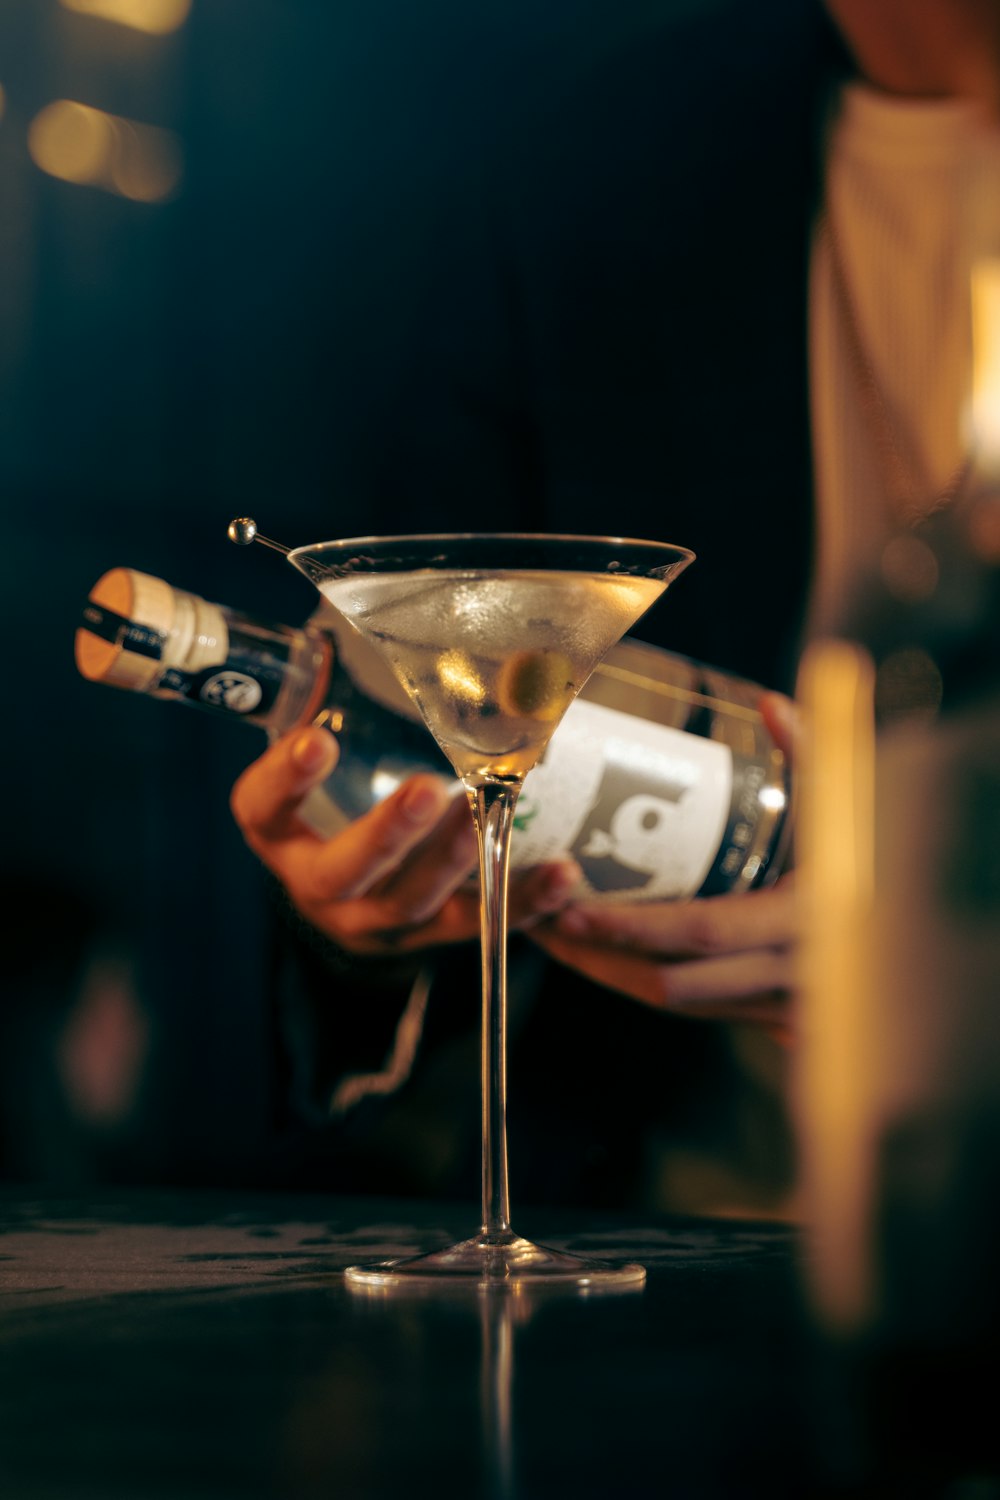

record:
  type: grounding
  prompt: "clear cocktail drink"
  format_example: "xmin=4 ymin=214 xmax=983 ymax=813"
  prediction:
xmin=318 ymin=569 xmax=664 ymax=781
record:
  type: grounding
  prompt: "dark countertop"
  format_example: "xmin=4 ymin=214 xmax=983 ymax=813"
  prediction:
xmin=0 ymin=1188 xmax=814 ymax=1500
xmin=7 ymin=1187 xmax=993 ymax=1498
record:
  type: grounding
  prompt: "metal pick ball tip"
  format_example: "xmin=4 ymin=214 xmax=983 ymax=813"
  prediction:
xmin=228 ymin=517 xmax=257 ymax=545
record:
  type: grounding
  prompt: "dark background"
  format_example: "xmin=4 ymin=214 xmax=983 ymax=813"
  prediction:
xmin=0 ymin=0 xmax=826 ymax=1198
xmin=2 ymin=0 xmax=512 ymax=1188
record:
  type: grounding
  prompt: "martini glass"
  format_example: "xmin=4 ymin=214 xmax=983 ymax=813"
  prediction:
xmin=287 ymin=533 xmax=694 ymax=1288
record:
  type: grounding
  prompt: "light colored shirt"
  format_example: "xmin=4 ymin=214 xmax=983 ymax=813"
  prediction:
xmin=809 ymin=82 xmax=1000 ymax=633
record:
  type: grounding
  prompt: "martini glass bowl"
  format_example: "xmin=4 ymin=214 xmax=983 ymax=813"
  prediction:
xmin=288 ymin=533 xmax=694 ymax=1289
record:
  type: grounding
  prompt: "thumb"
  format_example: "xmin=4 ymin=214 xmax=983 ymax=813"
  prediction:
xmin=230 ymin=726 xmax=339 ymax=842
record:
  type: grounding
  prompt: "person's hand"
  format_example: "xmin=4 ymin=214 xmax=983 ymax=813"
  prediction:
xmin=527 ymin=692 xmax=800 ymax=1044
xmin=229 ymin=726 xmax=580 ymax=957
xmin=529 ymin=876 xmax=797 ymax=1038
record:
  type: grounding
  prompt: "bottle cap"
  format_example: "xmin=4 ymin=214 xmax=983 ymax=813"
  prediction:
xmin=76 ymin=568 xmax=229 ymax=691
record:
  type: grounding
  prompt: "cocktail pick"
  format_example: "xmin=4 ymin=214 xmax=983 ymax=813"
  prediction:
xmin=227 ymin=517 xmax=290 ymax=556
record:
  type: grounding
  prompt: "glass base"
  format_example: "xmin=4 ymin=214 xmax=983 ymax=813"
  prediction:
xmin=344 ymin=1231 xmax=645 ymax=1292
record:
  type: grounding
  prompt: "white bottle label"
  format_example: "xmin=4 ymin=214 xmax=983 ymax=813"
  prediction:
xmin=511 ymin=697 xmax=732 ymax=900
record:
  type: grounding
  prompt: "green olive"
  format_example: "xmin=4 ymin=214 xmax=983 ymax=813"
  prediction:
xmin=496 ymin=650 xmax=574 ymax=720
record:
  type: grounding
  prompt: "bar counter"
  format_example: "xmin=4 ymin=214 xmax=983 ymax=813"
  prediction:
xmin=7 ymin=1185 xmax=992 ymax=1497
xmin=0 ymin=1188 xmax=820 ymax=1498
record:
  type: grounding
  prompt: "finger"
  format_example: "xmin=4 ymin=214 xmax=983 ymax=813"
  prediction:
xmin=369 ymin=794 xmax=479 ymax=922
xmin=530 ymin=926 xmax=793 ymax=1022
xmin=230 ymin=726 xmax=340 ymax=844
xmin=510 ymin=861 xmax=583 ymax=927
xmin=232 ymin=732 xmax=461 ymax=909
xmin=323 ymin=888 xmax=484 ymax=954
xmin=324 ymin=859 xmax=583 ymax=957
xmin=551 ymin=879 xmax=798 ymax=960
xmin=362 ymin=860 xmax=582 ymax=948
xmin=302 ymin=774 xmax=458 ymax=902
xmin=758 ymin=691 xmax=800 ymax=761
xmin=652 ymin=949 xmax=794 ymax=1009
xmin=378 ymin=793 xmax=583 ymax=928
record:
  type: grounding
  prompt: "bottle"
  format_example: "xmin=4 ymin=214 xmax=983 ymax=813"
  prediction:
xmin=796 ymin=473 xmax=1000 ymax=1487
xmin=76 ymin=566 xmax=792 ymax=902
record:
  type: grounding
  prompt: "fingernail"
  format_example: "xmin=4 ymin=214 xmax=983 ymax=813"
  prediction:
xmin=292 ymin=730 xmax=333 ymax=774
xmin=400 ymin=779 xmax=444 ymax=822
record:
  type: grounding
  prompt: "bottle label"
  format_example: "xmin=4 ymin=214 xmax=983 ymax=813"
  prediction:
xmin=159 ymin=653 xmax=285 ymax=717
xmin=512 ymin=697 xmax=732 ymax=900
xmin=80 ymin=603 xmax=165 ymax=660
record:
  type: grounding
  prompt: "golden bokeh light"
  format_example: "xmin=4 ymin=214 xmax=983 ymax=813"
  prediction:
xmin=797 ymin=639 xmax=878 ymax=1332
xmin=28 ymin=100 xmax=182 ymax=202
xmin=29 ymin=100 xmax=112 ymax=186
xmin=60 ymin=0 xmax=191 ymax=36
xmin=972 ymin=257 xmax=1000 ymax=473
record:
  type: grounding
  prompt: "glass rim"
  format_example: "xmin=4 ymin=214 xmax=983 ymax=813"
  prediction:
xmin=290 ymin=530 xmax=693 ymax=554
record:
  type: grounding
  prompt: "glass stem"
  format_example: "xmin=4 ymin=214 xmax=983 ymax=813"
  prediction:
xmin=466 ymin=776 xmax=521 ymax=1243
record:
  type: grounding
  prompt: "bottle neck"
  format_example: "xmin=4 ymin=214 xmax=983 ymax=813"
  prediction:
xmin=153 ymin=610 xmax=333 ymax=732
xmin=77 ymin=570 xmax=333 ymax=734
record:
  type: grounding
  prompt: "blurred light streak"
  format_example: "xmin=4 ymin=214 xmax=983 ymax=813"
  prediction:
xmin=0 ymin=85 xmax=6 ymax=122
xmin=797 ymin=638 xmax=878 ymax=1333
xmin=28 ymin=100 xmax=182 ymax=202
xmin=60 ymin=0 xmax=191 ymax=36
xmin=972 ymin=257 xmax=1000 ymax=473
